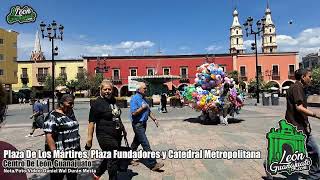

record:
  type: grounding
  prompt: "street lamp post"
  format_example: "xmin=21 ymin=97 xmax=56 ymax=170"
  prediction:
xmin=40 ymin=21 xmax=64 ymax=110
xmin=243 ymin=16 xmax=266 ymax=104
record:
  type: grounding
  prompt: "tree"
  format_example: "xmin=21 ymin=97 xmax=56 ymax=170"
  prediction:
xmin=311 ymin=67 xmax=320 ymax=94
xmin=75 ymin=69 xmax=89 ymax=94
xmin=228 ymin=70 xmax=239 ymax=82
xmin=247 ymin=76 xmax=265 ymax=96
xmin=55 ymin=75 xmax=67 ymax=87
xmin=88 ymin=73 xmax=104 ymax=96
xmin=44 ymin=75 xmax=67 ymax=91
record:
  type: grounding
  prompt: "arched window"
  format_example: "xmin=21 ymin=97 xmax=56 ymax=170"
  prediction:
xmin=236 ymin=30 xmax=238 ymax=34
xmin=236 ymin=38 xmax=239 ymax=44
xmin=270 ymin=29 xmax=272 ymax=33
xmin=270 ymin=36 xmax=272 ymax=43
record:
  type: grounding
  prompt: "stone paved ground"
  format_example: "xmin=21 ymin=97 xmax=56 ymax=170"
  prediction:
xmin=1 ymin=97 xmax=320 ymax=180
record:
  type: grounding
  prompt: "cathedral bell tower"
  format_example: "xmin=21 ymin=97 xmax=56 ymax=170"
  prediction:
xmin=262 ymin=2 xmax=277 ymax=53
xmin=230 ymin=8 xmax=244 ymax=54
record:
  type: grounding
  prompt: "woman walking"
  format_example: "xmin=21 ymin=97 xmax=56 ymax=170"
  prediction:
xmin=85 ymin=80 xmax=126 ymax=180
xmin=43 ymin=94 xmax=80 ymax=180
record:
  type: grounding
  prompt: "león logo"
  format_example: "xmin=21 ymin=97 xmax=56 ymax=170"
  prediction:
xmin=6 ymin=5 xmax=37 ymax=24
xmin=266 ymin=119 xmax=312 ymax=175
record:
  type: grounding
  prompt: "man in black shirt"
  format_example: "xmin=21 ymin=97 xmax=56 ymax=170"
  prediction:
xmin=285 ymin=68 xmax=320 ymax=179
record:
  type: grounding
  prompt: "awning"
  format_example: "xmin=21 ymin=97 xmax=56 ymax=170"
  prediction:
xmin=282 ymin=86 xmax=290 ymax=90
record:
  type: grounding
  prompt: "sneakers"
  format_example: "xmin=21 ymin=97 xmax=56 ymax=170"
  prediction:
xmin=25 ymin=134 xmax=33 ymax=137
xmin=151 ymin=162 xmax=164 ymax=171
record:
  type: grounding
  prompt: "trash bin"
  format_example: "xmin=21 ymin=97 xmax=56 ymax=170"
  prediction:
xmin=271 ymin=93 xmax=279 ymax=105
xmin=262 ymin=93 xmax=270 ymax=106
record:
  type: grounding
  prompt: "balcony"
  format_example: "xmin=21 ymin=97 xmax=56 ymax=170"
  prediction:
xmin=59 ymin=73 xmax=67 ymax=81
xmin=76 ymin=72 xmax=85 ymax=79
xmin=239 ymin=75 xmax=247 ymax=81
xmin=112 ymin=77 xmax=122 ymax=84
xmin=20 ymin=74 xmax=29 ymax=84
xmin=288 ymin=72 xmax=295 ymax=80
xmin=272 ymin=74 xmax=280 ymax=80
xmin=36 ymin=73 xmax=47 ymax=82
xmin=180 ymin=74 xmax=189 ymax=83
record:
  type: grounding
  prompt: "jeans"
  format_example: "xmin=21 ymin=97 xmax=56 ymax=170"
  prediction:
xmin=131 ymin=122 xmax=157 ymax=167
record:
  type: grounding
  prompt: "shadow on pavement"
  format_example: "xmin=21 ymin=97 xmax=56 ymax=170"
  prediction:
xmin=183 ymin=117 xmax=244 ymax=125
xmin=138 ymin=159 xmax=165 ymax=173
xmin=28 ymin=160 xmax=139 ymax=180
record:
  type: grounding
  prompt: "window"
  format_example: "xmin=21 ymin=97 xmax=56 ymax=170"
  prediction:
xmin=38 ymin=68 xmax=48 ymax=75
xmin=60 ymin=67 xmax=66 ymax=74
xmin=257 ymin=66 xmax=262 ymax=75
xmin=269 ymin=29 xmax=272 ymax=33
xmin=289 ymin=65 xmax=295 ymax=75
xmin=236 ymin=30 xmax=238 ymax=34
xmin=270 ymin=48 xmax=273 ymax=53
xmin=130 ymin=68 xmax=137 ymax=76
xmin=236 ymin=38 xmax=239 ymax=44
xmin=240 ymin=66 xmax=246 ymax=76
xmin=180 ymin=67 xmax=188 ymax=78
xmin=113 ymin=69 xmax=120 ymax=80
xmin=0 ymin=54 xmax=4 ymax=60
xmin=147 ymin=68 xmax=155 ymax=76
xmin=0 ymin=39 xmax=3 ymax=44
xmin=163 ymin=67 xmax=170 ymax=75
xmin=22 ymin=68 xmax=27 ymax=77
xmin=272 ymin=65 xmax=279 ymax=75
xmin=0 ymin=69 xmax=3 ymax=75
xmin=270 ymin=37 xmax=272 ymax=43
xmin=78 ymin=67 xmax=84 ymax=73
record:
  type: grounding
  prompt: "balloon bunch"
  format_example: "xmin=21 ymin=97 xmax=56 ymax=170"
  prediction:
xmin=182 ymin=63 xmax=242 ymax=113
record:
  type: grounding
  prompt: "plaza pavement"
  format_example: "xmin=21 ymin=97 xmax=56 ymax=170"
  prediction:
xmin=1 ymin=97 xmax=320 ymax=180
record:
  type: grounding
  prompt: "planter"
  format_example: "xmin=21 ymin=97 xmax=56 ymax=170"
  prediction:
xmin=116 ymin=99 xmax=128 ymax=108
xmin=170 ymin=98 xmax=182 ymax=107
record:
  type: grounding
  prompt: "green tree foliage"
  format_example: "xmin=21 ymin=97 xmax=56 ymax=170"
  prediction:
xmin=88 ymin=73 xmax=104 ymax=96
xmin=75 ymin=69 xmax=89 ymax=92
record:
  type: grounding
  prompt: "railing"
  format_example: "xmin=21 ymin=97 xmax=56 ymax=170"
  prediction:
xmin=59 ymin=73 xmax=67 ymax=80
xmin=180 ymin=74 xmax=189 ymax=82
xmin=288 ymin=72 xmax=295 ymax=80
xmin=272 ymin=73 xmax=280 ymax=80
xmin=112 ymin=77 xmax=122 ymax=84
xmin=20 ymin=74 xmax=28 ymax=79
xmin=36 ymin=73 xmax=47 ymax=82
xmin=239 ymin=75 xmax=247 ymax=81
xmin=20 ymin=74 xmax=29 ymax=84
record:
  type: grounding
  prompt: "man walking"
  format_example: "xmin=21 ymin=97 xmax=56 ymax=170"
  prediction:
xmin=26 ymin=98 xmax=44 ymax=137
xmin=285 ymin=68 xmax=320 ymax=179
xmin=130 ymin=82 xmax=164 ymax=171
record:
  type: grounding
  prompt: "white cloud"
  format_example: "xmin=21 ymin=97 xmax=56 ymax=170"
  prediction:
xmin=277 ymin=27 xmax=320 ymax=59
xmin=179 ymin=46 xmax=189 ymax=51
xmin=17 ymin=32 xmax=156 ymax=60
xmin=205 ymin=45 xmax=223 ymax=52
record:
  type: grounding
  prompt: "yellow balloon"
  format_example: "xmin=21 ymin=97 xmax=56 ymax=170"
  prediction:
xmin=212 ymin=96 xmax=217 ymax=101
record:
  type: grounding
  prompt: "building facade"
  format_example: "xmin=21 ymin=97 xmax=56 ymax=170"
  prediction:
xmin=302 ymin=52 xmax=320 ymax=69
xmin=233 ymin=52 xmax=299 ymax=91
xmin=84 ymin=54 xmax=233 ymax=96
xmin=0 ymin=28 xmax=19 ymax=103
xmin=13 ymin=60 xmax=85 ymax=91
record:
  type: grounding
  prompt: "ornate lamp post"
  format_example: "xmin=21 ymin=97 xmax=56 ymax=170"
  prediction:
xmin=40 ymin=20 xmax=64 ymax=110
xmin=243 ymin=16 xmax=266 ymax=104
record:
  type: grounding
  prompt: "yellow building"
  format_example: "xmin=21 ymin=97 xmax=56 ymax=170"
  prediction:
xmin=13 ymin=60 xmax=85 ymax=91
xmin=0 ymin=28 xmax=19 ymax=103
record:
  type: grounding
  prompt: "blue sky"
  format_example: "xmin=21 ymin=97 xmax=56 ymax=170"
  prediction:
xmin=0 ymin=0 xmax=320 ymax=60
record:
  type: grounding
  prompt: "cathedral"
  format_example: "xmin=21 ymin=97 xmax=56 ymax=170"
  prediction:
xmin=230 ymin=2 xmax=277 ymax=54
